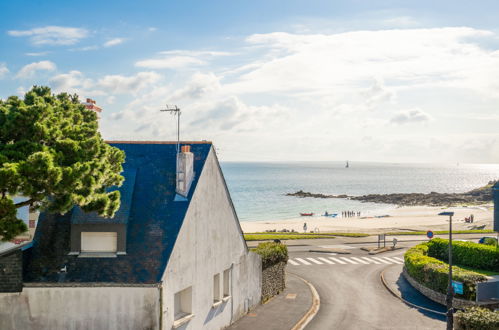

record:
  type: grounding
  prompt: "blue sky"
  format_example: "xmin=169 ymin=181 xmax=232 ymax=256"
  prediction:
xmin=1 ymin=1 xmax=499 ymax=162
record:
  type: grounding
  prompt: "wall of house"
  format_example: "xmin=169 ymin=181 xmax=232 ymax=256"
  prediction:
xmin=161 ymin=147 xmax=262 ymax=330
xmin=0 ymin=285 xmax=160 ymax=330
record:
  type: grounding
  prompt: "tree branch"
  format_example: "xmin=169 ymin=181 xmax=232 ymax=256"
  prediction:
xmin=14 ymin=198 xmax=35 ymax=208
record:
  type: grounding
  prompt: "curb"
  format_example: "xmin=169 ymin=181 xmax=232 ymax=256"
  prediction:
xmin=287 ymin=272 xmax=321 ymax=330
xmin=380 ymin=266 xmax=446 ymax=316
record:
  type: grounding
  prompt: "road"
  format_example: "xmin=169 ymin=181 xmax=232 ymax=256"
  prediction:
xmin=283 ymin=237 xmax=449 ymax=330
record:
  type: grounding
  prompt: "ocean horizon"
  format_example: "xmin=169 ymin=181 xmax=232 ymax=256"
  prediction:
xmin=220 ymin=161 xmax=499 ymax=222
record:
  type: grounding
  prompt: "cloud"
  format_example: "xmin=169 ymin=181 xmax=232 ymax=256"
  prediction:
xmin=135 ymin=50 xmax=233 ymax=69
xmin=171 ymin=72 xmax=221 ymax=100
xmin=16 ymin=60 xmax=56 ymax=79
xmin=8 ymin=26 xmax=88 ymax=45
xmin=389 ymin=108 xmax=432 ymax=125
xmin=103 ymin=38 xmax=125 ymax=47
xmin=25 ymin=51 xmax=50 ymax=56
xmin=96 ymin=71 xmax=161 ymax=94
xmin=135 ymin=56 xmax=205 ymax=69
xmin=362 ymin=78 xmax=394 ymax=109
xmin=0 ymin=63 xmax=9 ymax=78
xmin=49 ymin=70 xmax=161 ymax=97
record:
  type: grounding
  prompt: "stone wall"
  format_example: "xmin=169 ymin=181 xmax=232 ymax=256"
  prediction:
xmin=402 ymin=267 xmax=499 ymax=310
xmin=261 ymin=261 xmax=286 ymax=302
xmin=0 ymin=250 xmax=23 ymax=292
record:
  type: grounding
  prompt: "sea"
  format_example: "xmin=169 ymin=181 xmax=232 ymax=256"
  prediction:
xmin=220 ymin=162 xmax=499 ymax=222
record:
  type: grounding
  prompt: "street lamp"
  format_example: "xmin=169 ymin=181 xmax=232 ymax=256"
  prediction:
xmin=438 ymin=211 xmax=454 ymax=330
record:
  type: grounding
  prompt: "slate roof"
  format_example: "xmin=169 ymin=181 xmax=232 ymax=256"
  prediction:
xmin=23 ymin=142 xmax=212 ymax=284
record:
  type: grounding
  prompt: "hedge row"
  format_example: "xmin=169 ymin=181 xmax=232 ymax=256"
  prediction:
xmin=455 ymin=307 xmax=499 ymax=330
xmin=252 ymin=242 xmax=289 ymax=269
xmin=426 ymin=238 xmax=499 ymax=272
xmin=404 ymin=243 xmax=487 ymax=300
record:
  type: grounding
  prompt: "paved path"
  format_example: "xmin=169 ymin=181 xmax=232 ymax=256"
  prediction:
xmin=288 ymin=242 xmax=446 ymax=329
xmin=228 ymin=273 xmax=312 ymax=330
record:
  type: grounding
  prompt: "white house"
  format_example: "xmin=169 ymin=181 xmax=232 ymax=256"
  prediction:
xmin=0 ymin=141 xmax=261 ymax=330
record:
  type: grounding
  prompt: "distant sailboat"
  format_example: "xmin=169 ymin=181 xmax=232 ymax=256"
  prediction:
xmin=346 ymin=161 xmax=349 ymax=168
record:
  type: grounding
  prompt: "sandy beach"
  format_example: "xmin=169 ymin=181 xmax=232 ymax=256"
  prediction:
xmin=239 ymin=205 xmax=494 ymax=234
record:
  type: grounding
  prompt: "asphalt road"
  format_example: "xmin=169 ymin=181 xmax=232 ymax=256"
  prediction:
xmin=285 ymin=238 xmax=447 ymax=330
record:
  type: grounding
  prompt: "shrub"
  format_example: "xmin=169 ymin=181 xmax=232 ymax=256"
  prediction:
xmin=404 ymin=243 xmax=487 ymax=300
xmin=455 ymin=307 xmax=499 ymax=330
xmin=483 ymin=237 xmax=498 ymax=246
xmin=252 ymin=242 xmax=289 ymax=269
xmin=426 ymin=238 xmax=499 ymax=271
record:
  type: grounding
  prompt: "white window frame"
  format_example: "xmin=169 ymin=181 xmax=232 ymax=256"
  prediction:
xmin=223 ymin=268 xmax=231 ymax=302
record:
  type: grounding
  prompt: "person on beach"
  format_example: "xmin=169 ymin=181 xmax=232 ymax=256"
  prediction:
xmin=303 ymin=222 xmax=307 ymax=233
xmin=470 ymin=214 xmax=474 ymax=223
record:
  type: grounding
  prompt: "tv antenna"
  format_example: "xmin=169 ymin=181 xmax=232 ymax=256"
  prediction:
xmin=159 ymin=105 xmax=181 ymax=154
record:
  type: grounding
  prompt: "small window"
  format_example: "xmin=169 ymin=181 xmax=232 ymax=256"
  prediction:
xmin=174 ymin=286 xmax=192 ymax=320
xmin=223 ymin=269 xmax=231 ymax=298
xmin=81 ymin=232 xmax=117 ymax=253
xmin=213 ymin=273 xmax=221 ymax=303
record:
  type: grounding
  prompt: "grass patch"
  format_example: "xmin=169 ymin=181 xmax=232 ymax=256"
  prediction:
xmin=244 ymin=232 xmax=369 ymax=241
xmin=388 ymin=229 xmax=494 ymax=236
xmin=244 ymin=234 xmax=336 ymax=241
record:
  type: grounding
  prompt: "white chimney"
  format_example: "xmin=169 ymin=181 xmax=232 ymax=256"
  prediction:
xmin=176 ymin=145 xmax=194 ymax=197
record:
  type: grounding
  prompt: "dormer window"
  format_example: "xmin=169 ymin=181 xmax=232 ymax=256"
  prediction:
xmin=81 ymin=232 xmax=117 ymax=253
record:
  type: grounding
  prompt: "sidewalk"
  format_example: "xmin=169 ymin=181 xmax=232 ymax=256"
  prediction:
xmin=382 ymin=264 xmax=446 ymax=320
xmin=228 ymin=273 xmax=313 ymax=330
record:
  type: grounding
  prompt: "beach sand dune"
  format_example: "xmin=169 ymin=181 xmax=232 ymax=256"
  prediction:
xmin=239 ymin=205 xmax=493 ymax=234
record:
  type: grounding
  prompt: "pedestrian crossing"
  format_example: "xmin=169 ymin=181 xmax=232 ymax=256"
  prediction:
xmin=288 ymin=256 xmax=404 ymax=266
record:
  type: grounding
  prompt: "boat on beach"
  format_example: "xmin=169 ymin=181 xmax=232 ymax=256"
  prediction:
xmin=300 ymin=212 xmax=314 ymax=216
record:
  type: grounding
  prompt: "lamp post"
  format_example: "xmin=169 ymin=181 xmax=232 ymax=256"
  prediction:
xmin=439 ymin=211 xmax=454 ymax=330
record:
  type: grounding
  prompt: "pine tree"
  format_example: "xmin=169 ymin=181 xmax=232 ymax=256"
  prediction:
xmin=0 ymin=86 xmax=125 ymax=241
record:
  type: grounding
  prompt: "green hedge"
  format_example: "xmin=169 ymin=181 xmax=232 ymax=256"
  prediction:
xmin=252 ymin=242 xmax=289 ymax=269
xmin=426 ymin=238 xmax=499 ymax=272
xmin=455 ymin=307 xmax=499 ymax=330
xmin=404 ymin=243 xmax=487 ymax=300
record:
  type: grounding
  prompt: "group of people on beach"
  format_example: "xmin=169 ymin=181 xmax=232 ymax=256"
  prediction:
xmin=464 ymin=214 xmax=475 ymax=223
xmin=342 ymin=210 xmax=360 ymax=218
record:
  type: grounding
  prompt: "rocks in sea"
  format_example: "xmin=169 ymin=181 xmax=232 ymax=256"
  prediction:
xmin=285 ymin=180 xmax=497 ymax=207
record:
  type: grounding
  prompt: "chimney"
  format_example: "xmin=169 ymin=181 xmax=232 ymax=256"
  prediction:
xmin=176 ymin=145 xmax=194 ymax=197
xmin=82 ymin=98 xmax=102 ymax=119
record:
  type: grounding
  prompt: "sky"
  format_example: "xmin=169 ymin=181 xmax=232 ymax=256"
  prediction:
xmin=1 ymin=1 xmax=499 ymax=163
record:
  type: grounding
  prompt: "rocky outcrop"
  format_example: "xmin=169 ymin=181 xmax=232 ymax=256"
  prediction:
xmin=286 ymin=180 xmax=497 ymax=207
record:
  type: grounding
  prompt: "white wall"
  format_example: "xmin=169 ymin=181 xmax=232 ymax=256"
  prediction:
xmin=0 ymin=286 xmax=160 ymax=330
xmin=161 ymin=147 xmax=261 ymax=330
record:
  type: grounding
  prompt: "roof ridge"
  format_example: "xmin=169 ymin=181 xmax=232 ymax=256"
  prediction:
xmin=106 ymin=140 xmax=212 ymax=144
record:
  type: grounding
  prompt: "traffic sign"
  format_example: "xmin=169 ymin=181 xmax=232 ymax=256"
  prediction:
xmin=427 ymin=230 xmax=434 ymax=239
xmin=452 ymin=281 xmax=464 ymax=295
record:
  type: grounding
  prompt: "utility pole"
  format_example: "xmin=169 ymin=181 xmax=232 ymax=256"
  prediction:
xmin=439 ymin=211 xmax=454 ymax=330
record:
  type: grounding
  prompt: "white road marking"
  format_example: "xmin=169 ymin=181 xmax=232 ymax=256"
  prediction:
xmin=288 ymin=259 xmax=299 ymax=266
xmin=319 ymin=245 xmax=355 ymax=249
xmin=372 ymin=257 xmax=392 ymax=264
xmin=329 ymin=253 xmax=337 ymax=256
xmin=307 ymin=258 xmax=323 ymax=265
xmin=329 ymin=257 xmax=347 ymax=264
xmin=361 ymin=257 xmax=381 ymax=264
xmin=317 ymin=257 xmax=335 ymax=264
xmin=350 ymin=257 xmax=370 ymax=264
xmin=393 ymin=257 xmax=404 ymax=262
xmin=383 ymin=257 xmax=403 ymax=264
xmin=295 ymin=258 xmax=311 ymax=265
xmin=340 ymin=257 xmax=358 ymax=264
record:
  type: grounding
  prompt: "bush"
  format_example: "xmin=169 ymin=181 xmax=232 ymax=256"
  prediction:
xmin=483 ymin=237 xmax=498 ymax=246
xmin=404 ymin=243 xmax=487 ymax=300
xmin=455 ymin=307 xmax=499 ymax=330
xmin=426 ymin=238 xmax=499 ymax=271
xmin=252 ymin=242 xmax=289 ymax=269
